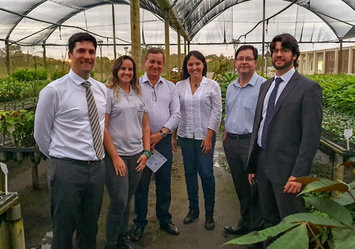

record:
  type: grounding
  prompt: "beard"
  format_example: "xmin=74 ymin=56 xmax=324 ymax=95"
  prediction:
xmin=272 ymin=58 xmax=294 ymax=70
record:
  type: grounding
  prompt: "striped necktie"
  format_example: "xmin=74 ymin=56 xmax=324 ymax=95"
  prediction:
xmin=82 ymin=81 xmax=105 ymax=160
xmin=261 ymin=77 xmax=283 ymax=152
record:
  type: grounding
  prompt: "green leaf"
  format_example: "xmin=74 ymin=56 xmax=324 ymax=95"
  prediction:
xmin=225 ymin=222 xmax=298 ymax=245
xmin=268 ymin=223 xmax=308 ymax=249
xmin=304 ymin=197 xmax=353 ymax=226
xmin=283 ymin=213 xmax=347 ymax=228
xmin=334 ymin=189 xmax=355 ymax=206
xmin=300 ymin=179 xmax=349 ymax=194
xmin=295 ymin=176 xmax=320 ymax=185
xmin=7 ymin=125 xmax=15 ymax=135
xmin=333 ymin=227 xmax=355 ymax=249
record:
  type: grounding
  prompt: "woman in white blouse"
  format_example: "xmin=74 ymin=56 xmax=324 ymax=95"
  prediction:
xmin=172 ymin=51 xmax=222 ymax=230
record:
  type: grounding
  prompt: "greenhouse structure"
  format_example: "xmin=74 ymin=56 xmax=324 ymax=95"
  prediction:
xmin=0 ymin=0 xmax=354 ymax=75
xmin=0 ymin=1 xmax=354 ymax=249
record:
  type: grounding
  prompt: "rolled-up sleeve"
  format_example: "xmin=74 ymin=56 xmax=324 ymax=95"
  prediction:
xmin=207 ymin=83 xmax=222 ymax=132
xmin=34 ymin=86 xmax=57 ymax=158
xmin=163 ymin=84 xmax=180 ymax=131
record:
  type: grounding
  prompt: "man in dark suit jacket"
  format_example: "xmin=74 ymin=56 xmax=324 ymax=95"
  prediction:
xmin=247 ymin=33 xmax=322 ymax=235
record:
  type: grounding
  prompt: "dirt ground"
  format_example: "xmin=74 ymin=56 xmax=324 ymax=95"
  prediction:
xmin=8 ymin=137 xmax=244 ymax=249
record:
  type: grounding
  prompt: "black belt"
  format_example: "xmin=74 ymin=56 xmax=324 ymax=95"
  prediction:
xmin=51 ymin=157 xmax=102 ymax=166
xmin=226 ymin=133 xmax=251 ymax=139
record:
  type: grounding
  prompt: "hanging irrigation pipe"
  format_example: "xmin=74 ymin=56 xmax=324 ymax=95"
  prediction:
xmin=234 ymin=0 xmax=298 ymax=43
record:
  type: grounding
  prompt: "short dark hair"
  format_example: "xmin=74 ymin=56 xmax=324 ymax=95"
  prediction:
xmin=270 ymin=33 xmax=300 ymax=68
xmin=182 ymin=50 xmax=207 ymax=80
xmin=145 ymin=47 xmax=165 ymax=61
xmin=68 ymin=33 xmax=97 ymax=54
xmin=235 ymin=45 xmax=258 ymax=60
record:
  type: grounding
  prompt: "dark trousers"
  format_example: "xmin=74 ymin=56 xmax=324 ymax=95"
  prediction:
xmin=105 ymin=153 xmax=143 ymax=246
xmin=223 ymin=136 xmax=262 ymax=229
xmin=178 ymin=136 xmax=216 ymax=214
xmin=134 ymin=135 xmax=173 ymax=227
xmin=49 ymin=157 xmax=105 ymax=249
xmin=256 ymin=148 xmax=305 ymax=229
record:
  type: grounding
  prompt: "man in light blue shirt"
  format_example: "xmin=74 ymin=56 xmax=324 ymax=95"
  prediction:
xmin=130 ymin=48 xmax=181 ymax=241
xmin=34 ymin=33 xmax=106 ymax=249
xmin=223 ymin=45 xmax=265 ymax=237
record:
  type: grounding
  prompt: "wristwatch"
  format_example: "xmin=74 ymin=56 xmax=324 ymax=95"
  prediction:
xmin=160 ymin=130 xmax=167 ymax=138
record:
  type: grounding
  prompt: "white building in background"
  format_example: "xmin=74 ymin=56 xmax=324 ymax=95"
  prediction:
xmin=298 ymin=46 xmax=355 ymax=75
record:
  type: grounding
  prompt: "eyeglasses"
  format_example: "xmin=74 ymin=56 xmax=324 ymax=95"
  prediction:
xmin=236 ymin=57 xmax=255 ymax=62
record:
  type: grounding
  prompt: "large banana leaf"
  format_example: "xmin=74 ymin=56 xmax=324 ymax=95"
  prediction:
xmin=300 ymin=179 xmax=349 ymax=194
xmin=332 ymin=227 xmax=355 ymax=249
xmin=295 ymin=176 xmax=320 ymax=185
xmin=304 ymin=197 xmax=353 ymax=226
xmin=283 ymin=213 xmax=347 ymax=228
xmin=268 ymin=223 xmax=308 ymax=249
xmin=225 ymin=222 xmax=298 ymax=245
xmin=334 ymin=189 xmax=355 ymax=206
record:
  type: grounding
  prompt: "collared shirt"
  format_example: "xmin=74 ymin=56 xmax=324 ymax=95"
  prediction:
xmin=34 ymin=69 xmax=107 ymax=160
xmin=257 ymin=67 xmax=296 ymax=147
xmin=106 ymin=86 xmax=147 ymax=156
xmin=139 ymin=73 xmax=180 ymax=133
xmin=225 ymin=72 xmax=265 ymax=135
xmin=176 ymin=77 xmax=222 ymax=140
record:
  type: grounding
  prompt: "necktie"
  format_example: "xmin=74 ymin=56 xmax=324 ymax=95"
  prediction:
xmin=261 ymin=77 xmax=283 ymax=152
xmin=82 ymin=81 xmax=105 ymax=160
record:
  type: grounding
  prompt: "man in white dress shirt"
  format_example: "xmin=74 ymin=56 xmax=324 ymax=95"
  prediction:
xmin=130 ymin=47 xmax=181 ymax=240
xmin=34 ymin=33 xmax=107 ymax=249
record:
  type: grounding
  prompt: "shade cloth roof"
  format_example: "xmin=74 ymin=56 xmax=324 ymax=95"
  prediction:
xmin=0 ymin=0 xmax=354 ymax=48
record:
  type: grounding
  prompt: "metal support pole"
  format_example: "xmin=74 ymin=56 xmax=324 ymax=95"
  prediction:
xmin=111 ymin=3 xmax=117 ymax=60
xmin=261 ymin=0 xmax=265 ymax=75
xmin=42 ymin=43 xmax=47 ymax=69
xmin=5 ymin=39 xmax=10 ymax=75
xmin=187 ymin=41 xmax=190 ymax=53
xmin=177 ymin=31 xmax=181 ymax=81
xmin=164 ymin=10 xmax=170 ymax=79
xmin=98 ymin=40 xmax=103 ymax=81
xmin=130 ymin=0 xmax=141 ymax=73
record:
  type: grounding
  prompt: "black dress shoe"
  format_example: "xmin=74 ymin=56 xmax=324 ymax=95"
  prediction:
xmin=160 ymin=222 xmax=180 ymax=235
xmin=183 ymin=209 xmax=199 ymax=224
xmin=117 ymin=235 xmax=140 ymax=249
xmin=129 ymin=225 xmax=144 ymax=242
xmin=224 ymin=225 xmax=250 ymax=235
xmin=204 ymin=213 xmax=215 ymax=230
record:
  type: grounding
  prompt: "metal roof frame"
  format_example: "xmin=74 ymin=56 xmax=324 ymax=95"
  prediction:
xmin=0 ymin=0 xmax=354 ymax=46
